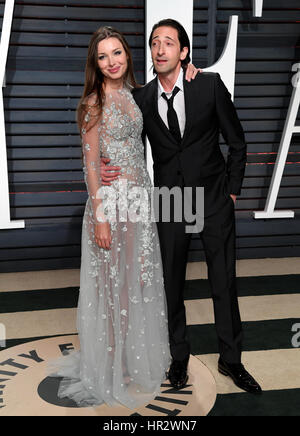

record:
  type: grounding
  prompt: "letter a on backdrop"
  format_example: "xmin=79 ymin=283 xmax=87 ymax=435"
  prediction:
xmin=254 ymin=65 xmax=300 ymax=219
xmin=0 ymin=0 xmax=25 ymax=229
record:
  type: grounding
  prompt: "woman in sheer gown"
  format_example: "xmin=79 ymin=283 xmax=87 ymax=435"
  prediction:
xmin=46 ymin=26 xmax=171 ymax=409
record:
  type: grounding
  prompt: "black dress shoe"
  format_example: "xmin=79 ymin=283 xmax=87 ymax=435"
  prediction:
xmin=167 ymin=359 xmax=189 ymax=390
xmin=218 ymin=358 xmax=262 ymax=395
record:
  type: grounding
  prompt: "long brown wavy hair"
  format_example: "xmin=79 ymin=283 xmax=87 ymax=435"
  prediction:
xmin=77 ymin=26 xmax=139 ymax=162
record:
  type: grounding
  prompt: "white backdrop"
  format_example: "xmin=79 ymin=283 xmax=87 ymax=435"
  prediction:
xmin=145 ymin=0 xmax=194 ymax=181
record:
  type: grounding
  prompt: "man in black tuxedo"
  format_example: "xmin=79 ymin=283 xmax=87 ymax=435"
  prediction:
xmin=101 ymin=19 xmax=262 ymax=395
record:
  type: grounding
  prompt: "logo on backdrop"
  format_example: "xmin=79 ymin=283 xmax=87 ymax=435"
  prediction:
xmin=0 ymin=336 xmax=215 ymax=416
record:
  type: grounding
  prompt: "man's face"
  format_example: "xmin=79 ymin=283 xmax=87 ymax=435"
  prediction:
xmin=151 ymin=26 xmax=188 ymax=75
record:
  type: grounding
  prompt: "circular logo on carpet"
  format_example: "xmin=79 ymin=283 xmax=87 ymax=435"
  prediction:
xmin=0 ymin=336 xmax=216 ymax=416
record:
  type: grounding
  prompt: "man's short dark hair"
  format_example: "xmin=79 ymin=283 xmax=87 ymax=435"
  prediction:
xmin=149 ymin=18 xmax=191 ymax=74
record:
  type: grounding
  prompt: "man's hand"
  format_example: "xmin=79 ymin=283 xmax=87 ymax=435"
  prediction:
xmin=185 ymin=63 xmax=203 ymax=82
xmin=100 ymin=158 xmax=121 ymax=186
xmin=230 ymin=194 xmax=237 ymax=204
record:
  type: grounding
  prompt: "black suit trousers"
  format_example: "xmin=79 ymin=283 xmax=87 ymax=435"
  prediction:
xmin=156 ymin=194 xmax=243 ymax=365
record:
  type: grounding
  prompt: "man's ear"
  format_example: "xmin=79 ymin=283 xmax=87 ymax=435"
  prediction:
xmin=180 ymin=47 xmax=189 ymax=61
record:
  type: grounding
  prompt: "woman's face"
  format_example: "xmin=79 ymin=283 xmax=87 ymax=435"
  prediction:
xmin=97 ymin=37 xmax=128 ymax=83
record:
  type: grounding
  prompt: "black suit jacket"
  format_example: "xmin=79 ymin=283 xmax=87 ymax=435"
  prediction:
xmin=132 ymin=72 xmax=247 ymax=217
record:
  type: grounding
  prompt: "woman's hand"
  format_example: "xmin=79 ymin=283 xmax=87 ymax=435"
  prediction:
xmin=230 ymin=194 xmax=237 ymax=204
xmin=185 ymin=63 xmax=203 ymax=82
xmin=94 ymin=222 xmax=112 ymax=250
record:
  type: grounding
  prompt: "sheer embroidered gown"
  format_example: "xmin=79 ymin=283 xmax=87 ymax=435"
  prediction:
xmin=46 ymin=86 xmax=171 ymax=409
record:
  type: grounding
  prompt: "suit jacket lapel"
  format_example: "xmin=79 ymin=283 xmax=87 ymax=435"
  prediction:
xmin=181 ymin=78 xmax=195 ymax=146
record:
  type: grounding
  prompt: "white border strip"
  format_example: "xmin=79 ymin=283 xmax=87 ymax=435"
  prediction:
xmin=0 ymin=0 xmax=25 ymax=229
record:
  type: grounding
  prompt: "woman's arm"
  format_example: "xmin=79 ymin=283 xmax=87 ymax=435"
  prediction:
xmin=81 ymin=100 xmax=112 ymax=249
xmin=81 ymin=101 xmax=104 ymax=224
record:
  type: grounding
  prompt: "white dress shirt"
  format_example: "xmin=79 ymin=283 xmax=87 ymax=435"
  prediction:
xmin=157 ymin=68 xmax=186 ymax=138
